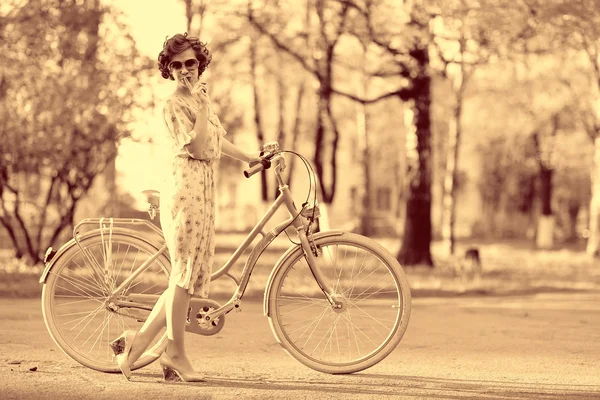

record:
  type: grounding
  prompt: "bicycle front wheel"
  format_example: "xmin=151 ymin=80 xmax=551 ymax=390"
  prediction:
xmin=267 ymin=232 xmax=411 ymax=374
xmin=41 ymin=233 xmax=171 ymax=372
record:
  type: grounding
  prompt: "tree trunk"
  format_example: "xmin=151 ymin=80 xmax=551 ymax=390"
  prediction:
xmin=326 ymin=98 xmax=339 ymax=204
xmin=314 ymin=93 xmax=329 ymax=202
xmin=536 ymin=166 xmax=554 ymax=249
xmin=441 ymin=99 xmax=462 ymax=255
xmin=274 ymin=52 xmax=287 ymax=199
xmin=249 ymin=33 xmax=269 ymax=201
xmin=313 ymin=86 xmax=339 ymax=204
xmin=358 ymin=102 xmax=373 ymax=237
xmin=184 ymin=0 xmax=193 ymax=33
xmin=586 ymin=136 xmax=600 ymax=256
xmin=355 ymin=52 xmax=373 ymax=236
xmin=286 ymin=83 xmax=306 ymax=185
xmin=0 ymin=213 xmax=24 ymax=259
xmin=285 ymin=0 xmax=309 ymax=186
xmin=567 ymin=201 xmax=580 ymax=242
xmin=539 ymin=166 xmax=553 ymax=216
xmin=397 ymin=61 xmax=434 ymax=267
xmin=312 ymin=1 xmax=340 ymax=204
xmin=533 ymin=114 xmax=557 ymax=249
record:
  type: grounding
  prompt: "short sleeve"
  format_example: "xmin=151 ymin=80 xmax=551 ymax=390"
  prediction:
xmin=163 ymin=99 xmax=196 ymax=149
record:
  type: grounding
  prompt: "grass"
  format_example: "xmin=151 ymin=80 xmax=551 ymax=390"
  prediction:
xmin=2 ymin=237 xmax=599 ymax=299
xmin=395 ymin=238 xmax=600 ymax=297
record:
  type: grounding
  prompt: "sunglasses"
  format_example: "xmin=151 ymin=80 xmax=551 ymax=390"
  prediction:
xmin=168 ymin=58 xmax=200 ymax=72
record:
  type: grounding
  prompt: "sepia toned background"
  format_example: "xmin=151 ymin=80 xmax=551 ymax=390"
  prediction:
xmin=1 ymin=1 xmax=600 ymax=398
xmin=0 ymin=0 xmax=599 ymax=296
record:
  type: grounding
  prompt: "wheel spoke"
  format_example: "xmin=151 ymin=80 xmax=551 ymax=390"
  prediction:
xmin=59 ymin=304 xmax=104 ymax=329
xmin=42 ymin=234 xmax=171 ymax=372
xmin=277 ymin=296 xmax=328 ymax=314
xmin=54 ymin=283 xmax=104 ymax=306
xmin=69 ymin=256 xmax=108 ymax=295
xmin=286 ymin=306 xmax=330 ymax=339
xmin=271 ymin=235 xmax=410 ymax=373
xmin=347 ymin=301 xmax=398 ymax=329
xmin=314 ymin=313 xmax=343 ymax=358
xmin=347 ymin=269 xmax=391 ymax=300
xmin=340 ymin=309 xmax=381 ymax=347
xmin=53 ymin=271 xmax=106 ymax=299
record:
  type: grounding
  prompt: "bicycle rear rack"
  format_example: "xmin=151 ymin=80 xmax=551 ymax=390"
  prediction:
xmin=68 ymin=218 xmax=166 ymax=284
xmin=73 ymin=218 xmax=164 ymax=249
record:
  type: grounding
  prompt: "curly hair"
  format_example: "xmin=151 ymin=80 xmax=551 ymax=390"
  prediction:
xmin=157 ymin=33 xmax=212 ymax=80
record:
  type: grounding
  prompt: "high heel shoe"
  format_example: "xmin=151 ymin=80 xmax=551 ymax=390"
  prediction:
xmin=159 ymin=352 xmax=206 ymax=383
xmin=109 ymin=330 xmax=137 ymax=381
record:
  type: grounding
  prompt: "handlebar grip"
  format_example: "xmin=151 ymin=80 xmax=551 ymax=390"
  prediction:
xmin=243 ymin=159 xmax=271 ymax=178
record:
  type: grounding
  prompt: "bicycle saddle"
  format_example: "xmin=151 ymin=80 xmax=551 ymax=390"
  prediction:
xmin=142 ymin=190 xmax=160 ymax=206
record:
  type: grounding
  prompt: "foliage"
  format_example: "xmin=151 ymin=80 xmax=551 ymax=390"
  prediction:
xmin=0 ymin=0 xmax=154 ymax=263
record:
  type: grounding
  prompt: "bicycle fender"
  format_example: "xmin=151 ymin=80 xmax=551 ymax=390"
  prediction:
xmin=263 ymin=229 xmax=344 ymax=317
xmin=39 ymin=227 xmax=163 ymax=284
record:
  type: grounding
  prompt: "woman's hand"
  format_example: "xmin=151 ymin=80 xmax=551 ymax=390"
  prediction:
xmin=192 ymin=83 xmax=209 ymax=131
xmin=188 ymin=82 xmax=209 ymax=154
xmin=246 ymin=151 xmax=262 ymax=165
xmin=192 ymin=81 xmax=210 ymax=106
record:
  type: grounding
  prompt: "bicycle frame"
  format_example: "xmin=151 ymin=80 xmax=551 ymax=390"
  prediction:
xmin=190 ymin=154 xmax=336 ymax=322
xmin=52 ymin=153 xmax=335 ymax=324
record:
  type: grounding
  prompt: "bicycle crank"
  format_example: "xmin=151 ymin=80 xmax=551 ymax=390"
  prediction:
xmin=186 ymin=298 xmax=225 ymax=336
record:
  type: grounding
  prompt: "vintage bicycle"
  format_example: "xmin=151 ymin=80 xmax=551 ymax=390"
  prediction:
xmin=39 ymin=142 xmax=411 ymax=375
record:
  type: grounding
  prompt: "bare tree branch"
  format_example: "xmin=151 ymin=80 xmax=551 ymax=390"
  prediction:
xmin=12 ymin=194 xmax=36 ymax=260
xmin=332 ymin=86 xmax=412 ymax=103
xmin=35 ymin=174 xmax=57 ymax=252
xmin=245 ymin=11 xmax=317 ymax=76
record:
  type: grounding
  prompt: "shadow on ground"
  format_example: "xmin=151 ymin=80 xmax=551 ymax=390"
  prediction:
xmin=128 ymin=371 xmax=600 ymax=399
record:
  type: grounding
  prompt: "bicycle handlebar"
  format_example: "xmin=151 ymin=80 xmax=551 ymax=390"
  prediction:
xmin=244 ymin=158 xmax=271 ymax=178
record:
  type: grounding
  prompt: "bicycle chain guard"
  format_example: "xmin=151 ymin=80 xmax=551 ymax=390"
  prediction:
xmin=186 ymin=298 xmax=225 ymax=336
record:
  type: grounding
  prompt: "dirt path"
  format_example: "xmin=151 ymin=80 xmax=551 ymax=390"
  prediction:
xmin=1 ymin=293 xmax=599 ymax=399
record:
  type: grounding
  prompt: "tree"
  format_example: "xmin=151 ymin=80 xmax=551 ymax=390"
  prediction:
xmin=179 ymin=0 xmax=254 ymax=180
xmin=466 ymin=52 xmax=585 ymax=241
xmin=248 ymin=27 xmax=270 ymax=200
xmin=245 ymin=0 xmax=352 ymax=204
xmin=433 ymin=0 xmax=494 ymax=254
xmin=181 ymin=0 xmax=308 ymax=202
xmin=247 ymin=0 xmax=436 ymax=265
xmin=526 ymin=0 xmax=600 ymax=254
xmin=508 ymin=53 xmax=579 ymax=248
xmin=330 ymin=0 xmax=435 ymax=266
xmin=432 ymin=0 xmax=554 ymax=253
xmin=0 ymin=0 xmax=152 ymax=263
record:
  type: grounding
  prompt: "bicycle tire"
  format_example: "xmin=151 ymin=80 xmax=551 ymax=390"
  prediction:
xmin=266 ymin=232 xmax=411 ymax=374
xmin=41 ymin=233 xmax=171 ymax=372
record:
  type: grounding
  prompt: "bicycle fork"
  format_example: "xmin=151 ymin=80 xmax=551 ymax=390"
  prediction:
xmin=297 ymin=229 xmax=341 ymax=309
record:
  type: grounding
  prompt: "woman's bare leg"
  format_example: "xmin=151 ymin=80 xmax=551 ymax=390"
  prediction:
xmin=126 ymin=290 xmax=168 ymax=365
xmin=164 ymin=284 xmax=197 ymax=372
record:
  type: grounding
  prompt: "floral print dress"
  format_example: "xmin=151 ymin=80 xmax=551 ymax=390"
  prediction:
xmin=160 ymin=91 xmax=226 ymax=298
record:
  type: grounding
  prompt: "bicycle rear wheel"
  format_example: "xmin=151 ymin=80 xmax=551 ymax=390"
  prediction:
xmin=41 ymin=233 xmax=171 ymax=372
xmin=267 ymin=232 xmax=411 ymax=374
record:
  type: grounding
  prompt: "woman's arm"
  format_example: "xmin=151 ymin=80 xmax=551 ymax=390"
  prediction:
xmin=184 ymin=105 xmax=209 ymax=158
xmin=183 ymin=86 xmax=212 ymax=158
xmin=221 ymin=137 xmax=259 ymax=163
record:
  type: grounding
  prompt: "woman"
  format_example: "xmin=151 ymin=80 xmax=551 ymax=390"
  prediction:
xmin=109 ymin=33 xmax=259 ymax=383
